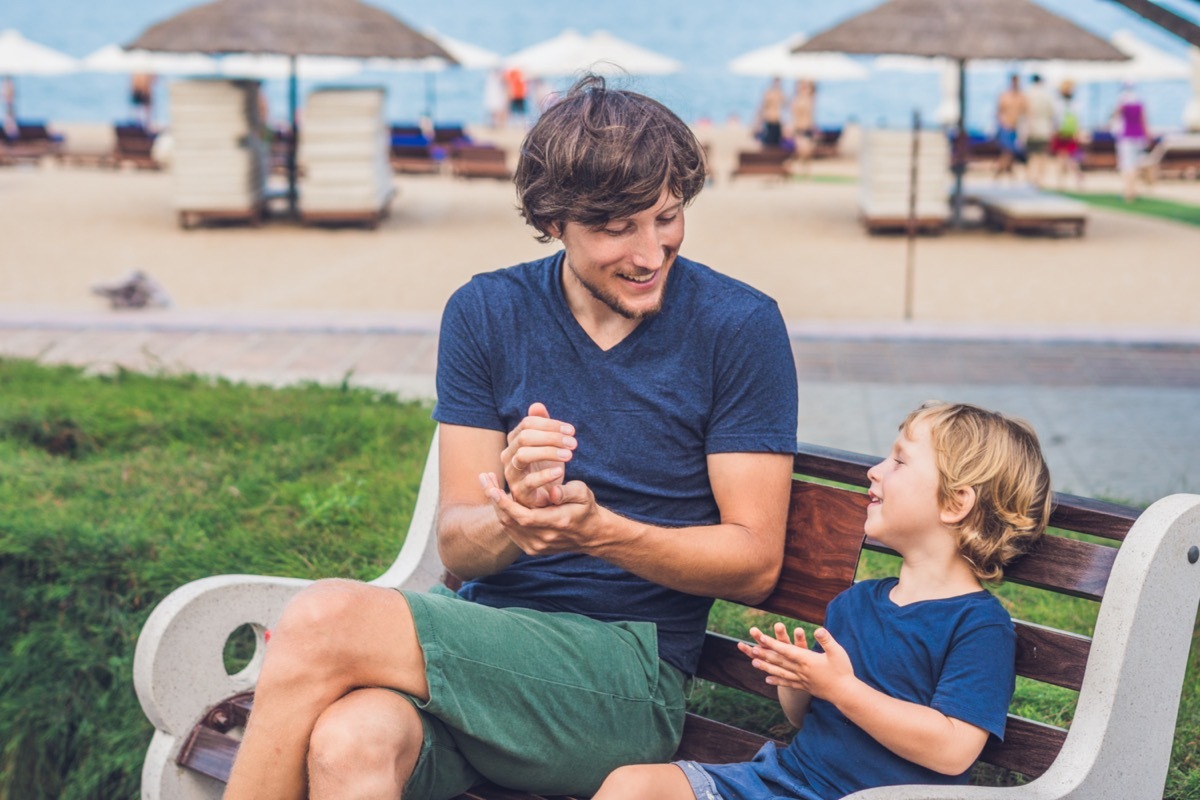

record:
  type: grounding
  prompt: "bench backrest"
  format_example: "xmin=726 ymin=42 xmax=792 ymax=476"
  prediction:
xmin=679 ymin=443 xmax=1140 ymax=781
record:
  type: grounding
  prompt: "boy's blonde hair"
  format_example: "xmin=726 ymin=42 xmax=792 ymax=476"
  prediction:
xmin=901 ymin=402 xmax=1053 ymax=583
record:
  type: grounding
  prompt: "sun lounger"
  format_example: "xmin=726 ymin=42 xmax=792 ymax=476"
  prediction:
xmin=0 ymin=121 xmax=62 ymax=164
xmin=113 ymin=123 xmax=161 ymax=170
xmin=432 ymin=124 xmax=469 ymax=146
xmin=1141 ymin=133 xmax=1200 ymax=181
xmin=170 ymin=80 xmax=269 ymax=229
xmin=858 ymin=128 xmax=950 ymax=234
xmin=1081 ymin=132 xmax=1117 ymax=172
xmin=298 ymin=87 xmax=395 ymax=228
xmin=447 ymin=144 xmax=511 ymax=180
xmin=729 ymin=147 xmax=791 ymax=181
xmin=964 ymin=185 xmax=1088 ymax=237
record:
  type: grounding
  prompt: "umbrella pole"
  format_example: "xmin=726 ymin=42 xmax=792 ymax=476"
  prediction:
xmin=288 ymin=55 xmax=299 ymax=216
xmin=951 ymin=58 xmax=967 ymax=227
xmin=905 ymin=109 xmax=921 ymax=321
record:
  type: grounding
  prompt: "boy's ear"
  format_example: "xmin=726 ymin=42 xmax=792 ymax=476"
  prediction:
xmin=940 ymin=486 xmax=977 ymax=526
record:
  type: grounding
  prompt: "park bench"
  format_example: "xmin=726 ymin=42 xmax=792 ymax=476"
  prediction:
xmin=134 ymin=433 xmax=1200 ymax=800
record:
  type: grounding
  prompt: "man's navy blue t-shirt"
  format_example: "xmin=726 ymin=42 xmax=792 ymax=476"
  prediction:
xmin=433 ymin=251 xmax=798 ymax=674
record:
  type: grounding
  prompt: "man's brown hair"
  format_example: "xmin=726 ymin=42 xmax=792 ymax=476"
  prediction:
xmin=514 ymin=75 xmax=707 ymax=243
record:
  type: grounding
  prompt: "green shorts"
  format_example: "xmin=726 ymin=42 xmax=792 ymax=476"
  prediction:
xmin=400 ymin=586 xmax=687 ymax=799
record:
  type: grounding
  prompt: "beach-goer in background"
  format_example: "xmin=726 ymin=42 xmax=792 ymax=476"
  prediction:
xmin=529 ymin=76 xmax=556 ymax=121
xmin=1024 ymin=74 xmax=1056 ymax=187
xmin=994 ymin=73 xmax=1028 ymax=180
xmin=506 ymin=66 xmax=528 ymax=127
xmin=757 ymin=76 xmax=786 ymax=148
xmin=1112 ymin=82 xmax=1149 ymax=202
xmin=484 ymin=68 xmax=507 ymax=129
xmin=1050 ymin=79 xmax=1083 ymax=191
xmin=593 ymin=401 xmax=1053 ymax=800
xmin=790 ymin=79 xmax=817 ymax=171
xmin=130 ymin=73 xmax=155 ymax=129
xmin=221 ymin=74 xmax=798 ymax=800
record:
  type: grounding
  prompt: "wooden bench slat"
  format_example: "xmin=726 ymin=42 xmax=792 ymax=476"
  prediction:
xmin=698 ymin=619 xmax=1090 ymax=698
xmin=1015 ymin=620 xmax=1092 ymax=692
xmin=866 ymin=532 xmax=1117 ymax=601
xmin=177 ymin=726 xmax=238 ymax=783
xmin=672 ymin=713 xmax=779 ymax=764
xmin=758 ymin=482 xmax=865 ymax=622
xmin=980 ymin=715 xmax=1068 ymax=779
xmin=695 ymin=632 xmax=777 ymax=700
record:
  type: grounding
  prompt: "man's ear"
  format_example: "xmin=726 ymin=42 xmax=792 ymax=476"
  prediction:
xmin=940 ymin=486 xmax=977 ymax=526
xmin=546 ymin=221 xmax=562 ymax=240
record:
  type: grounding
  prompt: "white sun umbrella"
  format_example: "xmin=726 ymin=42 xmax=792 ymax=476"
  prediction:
xmin=83 ymin=43 xmax=218 ymax=74
xmin=1038 ymin=29 xmax=1189 ymax=85
xmin=730 ymin=34 xmax=868 ymax=81
xmin=216 ymin=53 xmax=362 ymax=80
xmin=0 ymin=29 xmax=78 ymax=75
xmin=0 ymin=29 xmax=78 ymax=126
xmin=366 ymin=30 xmax=500 ymax=72
xmin=506 ymin=29 xmax=682 ymax=78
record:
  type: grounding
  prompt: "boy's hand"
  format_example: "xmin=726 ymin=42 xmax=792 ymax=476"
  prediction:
xmin=739 ymin=623 xmax=857 ymax=700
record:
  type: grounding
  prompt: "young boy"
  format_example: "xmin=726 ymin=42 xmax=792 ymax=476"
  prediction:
xmin=593 ymin=401 xmax=1054 ymax=800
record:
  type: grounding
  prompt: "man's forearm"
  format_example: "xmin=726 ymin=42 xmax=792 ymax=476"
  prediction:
xmin=437 ymin=503 xmax=523 ymax=581
xmin=589 ymin=509 xmax=783 ymax=604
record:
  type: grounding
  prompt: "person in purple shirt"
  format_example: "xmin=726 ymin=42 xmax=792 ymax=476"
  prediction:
xmin=595 ymin=402 xmax=1053 ymax=800
xmin=1113 ymin=82 xmax=1149 ymax=202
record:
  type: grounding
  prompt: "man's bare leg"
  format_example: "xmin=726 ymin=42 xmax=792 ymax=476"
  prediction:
xmin=224 ymin=580 xmax=429 ymax=800
xmin=308 ymin=688 xmax=423 ymax=799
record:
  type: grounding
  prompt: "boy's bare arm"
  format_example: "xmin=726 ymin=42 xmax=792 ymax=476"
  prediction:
xmin=746 ymin=627 xmax=989 ymax=775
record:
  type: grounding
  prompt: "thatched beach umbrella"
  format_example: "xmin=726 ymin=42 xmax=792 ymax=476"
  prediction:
xmin=126 ymin=0 xmax=455 ymax=213
xmin=794 ymin=0 xmax=1127 ymax=222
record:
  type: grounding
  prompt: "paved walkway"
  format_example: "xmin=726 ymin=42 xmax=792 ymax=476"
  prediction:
xmin=1 ymin=314 xmax=1197 ymax=507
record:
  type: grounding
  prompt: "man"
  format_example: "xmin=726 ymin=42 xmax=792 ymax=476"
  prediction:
xmin=223 ymin=75 xmax=799 ymax=800
xmin=1024 ymin=74 xmax=1056 ymax=187
xmin=758 ymin=76 xmax=786 ymax=147
xmin=994 ymin=73 xmax=1028 ymax=179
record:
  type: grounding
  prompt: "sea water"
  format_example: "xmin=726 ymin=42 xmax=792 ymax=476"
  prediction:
xmin=4 ymin=0 xmax=1195 ymax=134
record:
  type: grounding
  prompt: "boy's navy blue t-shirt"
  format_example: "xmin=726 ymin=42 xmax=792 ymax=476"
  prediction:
xmin=433 ymin=251 xmax=799 ymax=674
xmin=700 ymin=578 xmax=1016 ymax=800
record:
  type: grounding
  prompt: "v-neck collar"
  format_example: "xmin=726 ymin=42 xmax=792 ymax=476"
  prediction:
xmin=549 ymin=250 xmax=671 ymax=356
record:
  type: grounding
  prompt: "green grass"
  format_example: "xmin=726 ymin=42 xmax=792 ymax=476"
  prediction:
xmin=1062 ymin=191 xmax=1200 ymax=227
xmin=0 ymin=359 xmax=435 ymax=799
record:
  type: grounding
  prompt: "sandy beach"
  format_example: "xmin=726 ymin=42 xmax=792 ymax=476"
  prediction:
xmin=2 ymin=122 xmax=1199 ymax=337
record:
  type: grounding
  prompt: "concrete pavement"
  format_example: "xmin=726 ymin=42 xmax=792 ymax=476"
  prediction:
xmin=2 ymin=311 xmax=1195 ymax=507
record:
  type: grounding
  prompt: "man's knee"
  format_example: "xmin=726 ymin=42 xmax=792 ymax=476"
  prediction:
xmin=263 ymin=579 xmax=415 ymax=682
xmin=309 ymin=689 xmax=423 ymax=791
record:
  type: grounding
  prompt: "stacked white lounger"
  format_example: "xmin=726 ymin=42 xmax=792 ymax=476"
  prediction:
xmin=169 ymin=79 xmax=267 ymax=228
xmin=858 ymin=128 xmax=950 ymax=233
xmin=298 ymin=87 xmax=395 ymax=227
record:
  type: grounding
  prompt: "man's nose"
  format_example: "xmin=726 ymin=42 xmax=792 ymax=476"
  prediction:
xmin=630 ymin=226 xmax=666 ymax=269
